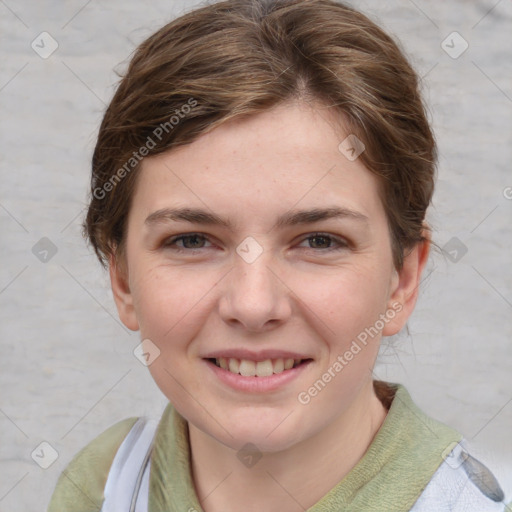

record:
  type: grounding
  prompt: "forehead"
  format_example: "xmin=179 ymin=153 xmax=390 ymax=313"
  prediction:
xmin=131 ymin=101 xmax=385 ymax=225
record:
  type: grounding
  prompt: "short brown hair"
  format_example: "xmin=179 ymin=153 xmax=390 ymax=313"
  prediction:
xmin=84 ymin=0 xmax=436 ymax=270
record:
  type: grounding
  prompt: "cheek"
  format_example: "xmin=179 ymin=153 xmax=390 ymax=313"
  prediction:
xmin=292 ymin=267 xmax=391 ymax=341
xmin=130 ymin=265 xmax=217 ymax=410
xmin=129 ymin=263 xmax=215 ymax=337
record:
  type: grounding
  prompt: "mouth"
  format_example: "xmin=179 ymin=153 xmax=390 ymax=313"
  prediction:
xmin=205 ymin=357 xmax=312 ymax=377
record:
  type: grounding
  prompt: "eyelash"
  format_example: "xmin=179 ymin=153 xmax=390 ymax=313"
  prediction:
xmin=162 ymin=232 xmax=349 ymax=253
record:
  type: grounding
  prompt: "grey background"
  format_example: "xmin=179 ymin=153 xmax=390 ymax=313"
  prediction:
xmin=1 ymin=0 xmax=511 ymax=510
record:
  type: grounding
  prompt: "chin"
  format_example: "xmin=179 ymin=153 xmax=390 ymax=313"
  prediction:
xmin=209 ymin=409 xmax=308 ymax=453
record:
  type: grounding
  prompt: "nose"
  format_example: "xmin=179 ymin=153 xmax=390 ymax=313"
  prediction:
xmin=218 ymin=253 xmax=292 ymax=333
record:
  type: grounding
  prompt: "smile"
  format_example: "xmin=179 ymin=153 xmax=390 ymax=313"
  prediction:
xmin=209 ymin=357 xmax=307 ymax=377
xmin=204 ymin=356 xmax=313 ymax=393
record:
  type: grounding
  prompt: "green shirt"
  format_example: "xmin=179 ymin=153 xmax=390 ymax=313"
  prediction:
xmin=47 ymin=384 xmax=491 ymax=511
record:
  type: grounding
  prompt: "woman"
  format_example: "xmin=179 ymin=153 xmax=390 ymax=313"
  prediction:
xmin=48 ymin=1 xmax=509 ymax=510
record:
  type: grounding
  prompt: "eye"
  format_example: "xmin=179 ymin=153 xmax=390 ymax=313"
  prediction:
xmin=160 ymin=232 xmax=348 ymax=253
xmin=163 ymin=233 xmax=213 ymax=251
xmin=297 ymin=232 xmax=349 ymax=251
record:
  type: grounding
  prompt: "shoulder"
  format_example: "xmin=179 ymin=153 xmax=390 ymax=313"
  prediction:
xmin=370 ymin=383 xmax=509 ymax=511
xmin=47 ymin=417 xmax=139 ymax=512
xmin=411 ymin=441 xmax=509 ymax=512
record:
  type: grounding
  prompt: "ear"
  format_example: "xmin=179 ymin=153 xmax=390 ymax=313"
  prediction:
xmin=382 ymin=234 xmax=431 ymax=336
xmin=109 ymin=253 xmax=139 ymax=331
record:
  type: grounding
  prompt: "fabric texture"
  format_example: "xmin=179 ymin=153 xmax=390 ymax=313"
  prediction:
xmin=47 ymin=417 xmax=138 ymax=512
xmin=410 ymin=440 xmax=507 ymax=511
xmin=47 ymin=383 xmax=509 ymax=511
xmin=101 ymin=417 xmax=157 ymax=512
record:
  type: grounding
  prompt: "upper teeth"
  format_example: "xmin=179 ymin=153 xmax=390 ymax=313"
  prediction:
xmin=216 ymin=357 xmax=301 ymax=377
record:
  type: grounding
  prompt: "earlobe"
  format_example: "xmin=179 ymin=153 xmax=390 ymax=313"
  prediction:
xmin=382 ymin=235 xmax=431 ymax=336
xmin=109 ymin=254 xmax=140 ymax=331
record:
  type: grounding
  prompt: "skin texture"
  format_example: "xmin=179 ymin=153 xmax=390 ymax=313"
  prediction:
xmin=110 ymin=100 xmax=430 ymax=512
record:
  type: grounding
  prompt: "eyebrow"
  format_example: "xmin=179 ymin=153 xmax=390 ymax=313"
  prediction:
xmin=144 ymin=206 xmax=368 ymax=229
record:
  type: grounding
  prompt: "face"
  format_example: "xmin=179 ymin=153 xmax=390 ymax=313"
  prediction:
xmin=111 ymin=100 xmax=427 ymax=453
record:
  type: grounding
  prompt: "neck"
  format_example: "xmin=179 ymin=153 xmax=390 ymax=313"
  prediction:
xmin=188 ymin=380 xmax=388 ymax=512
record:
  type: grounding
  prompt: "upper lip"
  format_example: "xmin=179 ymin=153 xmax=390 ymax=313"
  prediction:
xmin=202 ymin=349 xmax=312 ymax=362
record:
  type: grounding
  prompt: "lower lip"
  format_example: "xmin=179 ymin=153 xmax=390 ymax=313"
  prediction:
xmin=204 ymin=359 xmax=313 ymax=393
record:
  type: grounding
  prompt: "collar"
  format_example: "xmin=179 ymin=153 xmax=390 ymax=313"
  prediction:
xmin=148 ymin=383 xmax=461 ymax=511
